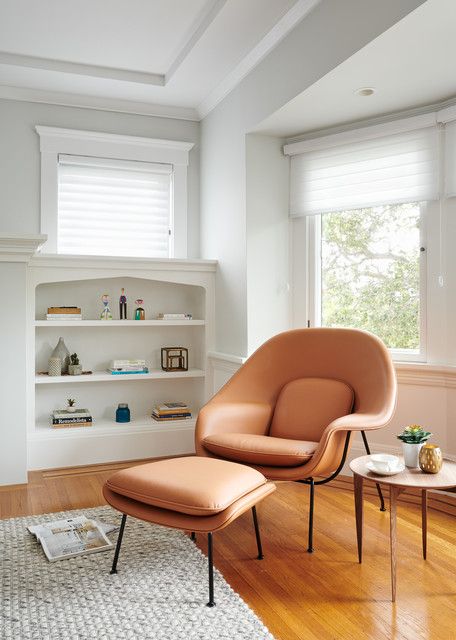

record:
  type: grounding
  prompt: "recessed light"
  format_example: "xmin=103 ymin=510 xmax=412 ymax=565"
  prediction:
xmin=355 ymin=87 xmax=376 ymax=97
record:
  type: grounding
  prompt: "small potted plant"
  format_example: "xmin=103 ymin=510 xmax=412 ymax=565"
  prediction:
xmin=67 ymin=398 xmax=77 ymax=413
xmin=397 ymin=424 xmax=432 ymax=468
xmin=68 ymin=353 xmax=82 ymax=375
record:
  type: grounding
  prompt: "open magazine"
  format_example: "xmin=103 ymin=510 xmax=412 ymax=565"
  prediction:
xmin=28 ymin=515 xmax=116 ymax=562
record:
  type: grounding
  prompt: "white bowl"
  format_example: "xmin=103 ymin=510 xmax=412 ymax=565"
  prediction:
xmin=370 ymin=454 xmax=399 ymax=465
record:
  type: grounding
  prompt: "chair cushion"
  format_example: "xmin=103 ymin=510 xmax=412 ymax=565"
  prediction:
xmin=105 ymin=456 xmax=267 ymax=516
xmin=202 ymin=433 xmax=318 ymax=467
xmin=269 ymin=377 xmax=354 ymax=441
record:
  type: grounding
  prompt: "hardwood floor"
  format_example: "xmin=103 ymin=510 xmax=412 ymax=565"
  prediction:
xmin=1 ymin=467 xmax=456 ymax=640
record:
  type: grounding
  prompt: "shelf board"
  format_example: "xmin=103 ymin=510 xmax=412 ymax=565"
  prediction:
xmin=34 ymin=319 xmax=205 ymax=327
xmin=35 ymin=369 xmax=205 ymax=384
xmin=31 ymin=416 xmax=197 ymax=439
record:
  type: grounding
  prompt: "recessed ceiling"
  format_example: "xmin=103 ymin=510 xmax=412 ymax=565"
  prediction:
xmin=255 ymin=0 xmax=456 ymax=138
xmin=0 ymin=0 xmax=314 ymax=118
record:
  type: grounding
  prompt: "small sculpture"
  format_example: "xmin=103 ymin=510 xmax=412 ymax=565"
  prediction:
xmin=69 ymin=353 xmax=82 ymax=376
xmin=119 ymin=288 xmax=127 ymax=320
xmin=100 ymin=294 xmax=112 ymax=320
xmin=161 ymin=347 xmax=188 ymax=372
xmin=135 ymin=299 xmax=145 ymax=320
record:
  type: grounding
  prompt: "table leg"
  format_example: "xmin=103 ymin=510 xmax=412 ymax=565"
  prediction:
xmin=354 ymin=473 xmax=364 ymax=563
xmin=422 ymin=489 xmax=427 ymax=560
xmin=390 ymin=485 xmax=399 ymax=603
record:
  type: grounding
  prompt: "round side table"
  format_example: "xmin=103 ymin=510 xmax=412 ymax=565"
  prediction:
xmin=350 ymin=455 xmax=456 ymax=602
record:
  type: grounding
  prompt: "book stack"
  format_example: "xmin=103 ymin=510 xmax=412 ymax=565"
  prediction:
xmin=157 ymin=313 xmax=193 ymax=320
xmin=108 ymin=359 xmax=149 ymax=375
xmin=46 ymin=306 xmax=82 ymax=321
xmin=52 ymin=409 xmax=92 ymax=428
xmin=152 ymin=402 xmax=192 ymax=422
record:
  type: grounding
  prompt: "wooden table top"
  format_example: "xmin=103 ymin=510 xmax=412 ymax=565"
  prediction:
xmin=350 ymin=455 xmax=456 ymax=490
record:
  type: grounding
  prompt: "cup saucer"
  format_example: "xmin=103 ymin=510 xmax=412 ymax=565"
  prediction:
xmin=366 ymin=460 xmax=405 ymax=476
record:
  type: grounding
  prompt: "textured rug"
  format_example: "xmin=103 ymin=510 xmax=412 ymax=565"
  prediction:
xmin=0 ymin=506 xmax=274 ymax=640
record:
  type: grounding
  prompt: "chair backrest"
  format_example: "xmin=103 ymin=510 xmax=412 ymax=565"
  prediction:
xmin=269 ymin=377 xmax=354 ymax=441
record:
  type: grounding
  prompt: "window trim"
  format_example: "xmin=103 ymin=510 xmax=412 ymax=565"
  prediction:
xmin=304 ymin=203 xmax=427 ymax=363
xmin=35 ymin=126 xmax=194 ymax=258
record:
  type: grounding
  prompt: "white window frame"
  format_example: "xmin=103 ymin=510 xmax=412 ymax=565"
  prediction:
xmin=35 ymin=126 xmax=194 ymax=258
xmin=294 ymin=203 xmax=428 ymax=363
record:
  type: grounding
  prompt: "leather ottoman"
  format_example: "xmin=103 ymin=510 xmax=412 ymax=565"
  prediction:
xmin=103 ymin=456 xmax=276 ymax=606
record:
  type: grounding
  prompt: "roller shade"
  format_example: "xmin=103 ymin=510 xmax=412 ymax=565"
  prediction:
xmin=289 ymin=127 xmax=439 ymax=216
xmin=57 ymin=155 xmax=173 ymax=257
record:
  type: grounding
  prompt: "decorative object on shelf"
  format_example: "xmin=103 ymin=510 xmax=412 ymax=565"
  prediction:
xmin=48 ymin=356 xmax=62 ymax=377
xmin=419 ymin=444 xmax=443 ymax=474
xmin=100 ymin=294 xmax=113 ymax=320
xmin=134 ymin=299 xmax=145 ymax=320
xmin=157 ymin=313 xmax=193 ymax=320
xmin=67 ymin=398 xmax=77 ymax=413
xmin=68 ymin=353 xmax=82 ymax=376
xmin=161 ymin=347 xmax=188 ymax=372
xmin=52 ymin=408 xmax=92 ymax=428
xmin=152 ymin=402 xmax=191 ymax=422
xmin=46 ymin=306 xmax=82 ymax=321
xmin=397 ymin=424 xmax=432 ymax=468
xmin=119 ymin=288 xmax=127 ymax=320
xmin=116 ymin=403 xmax=131 ymax=423
xmin=108 ymin=358 xmax=148 ymax=375
xmin=51 ymin=337 xmax=70 ymax=373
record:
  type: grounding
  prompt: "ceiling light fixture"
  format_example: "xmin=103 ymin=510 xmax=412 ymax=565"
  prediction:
xmin=355 ymin=87 xmax=376 ymax=97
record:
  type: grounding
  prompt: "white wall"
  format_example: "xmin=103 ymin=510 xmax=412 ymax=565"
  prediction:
xmin=200 ymin=0 xmax=426 ymax=357
xmin=0 ymin=99 xmax=200 ymax=257
xmin=246 ymin=134 xmax=290 ymax=354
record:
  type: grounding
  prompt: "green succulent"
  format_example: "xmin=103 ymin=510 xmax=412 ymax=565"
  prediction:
xmin=397 ymin=424 xmax=432 ymax=444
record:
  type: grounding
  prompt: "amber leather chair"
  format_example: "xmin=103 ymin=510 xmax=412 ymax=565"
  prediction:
xmin=196 ymin=328 xmax=397 ymax=552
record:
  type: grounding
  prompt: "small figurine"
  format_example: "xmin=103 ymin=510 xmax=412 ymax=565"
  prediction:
xmin=135 ymin=299 xmax=145 ymax=320
xmin=100 ymin=294 xmax=112 ymax=320
xmin=119 ymin=288 xmax=127 ymax=320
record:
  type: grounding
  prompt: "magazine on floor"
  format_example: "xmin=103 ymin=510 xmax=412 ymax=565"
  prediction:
xmin=28 ymin=515 xmax=116 ymax=562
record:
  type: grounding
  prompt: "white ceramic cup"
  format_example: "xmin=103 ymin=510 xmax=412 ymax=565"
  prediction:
xmin=370 ymin=454 xmax=400 ymax=473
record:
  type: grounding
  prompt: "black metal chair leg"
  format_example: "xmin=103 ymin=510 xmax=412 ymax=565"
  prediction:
xmin=251 ymin=506 xmax=264 ymax=559
xmin=207 ymin=532 xmax=215 ymax=607
xmin=361 ymin=430 xmax=386 ymax=511
xmin=307 ymin=478 xmax=315 ymax=553
xmin=190 ymin=531 xmax=196 ymax=541
xmin=110 ymin=513 xmax=127 ymax=574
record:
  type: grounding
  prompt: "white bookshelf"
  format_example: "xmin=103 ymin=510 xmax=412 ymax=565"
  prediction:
xmin=27 ymin=255 xmax=216 ymax=470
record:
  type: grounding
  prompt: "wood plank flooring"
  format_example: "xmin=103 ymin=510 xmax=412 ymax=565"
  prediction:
xmin=1 ymin=467 xmax=455 ymax=640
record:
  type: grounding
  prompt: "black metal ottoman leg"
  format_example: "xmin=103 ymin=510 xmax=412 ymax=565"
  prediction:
xmin=110 ymin=514 xmax=127 ymax=574
xmin=307 ymin=478 xmax=315 ymax=553
xmin=190 ymin=531 xmax=196 ymax=541
xmin=252 ymin=506 xmax=264 ymax=559
xmin=207 ymin=532 xmax=215 ymax=607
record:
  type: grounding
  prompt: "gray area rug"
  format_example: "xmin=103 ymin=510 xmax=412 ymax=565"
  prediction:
xmin=0 ymin=506 xmax=274 ymax=639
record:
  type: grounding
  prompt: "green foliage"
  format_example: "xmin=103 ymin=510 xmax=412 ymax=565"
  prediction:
xmin=397 ymin=424 xmax=432 ymax=444
xmin=67 ymin=398 xmax=76 ymax=407
xmin=321 ymin=203 xmax=420 ymax=350
xmin=70 ymin=353 xmax=79 ymax=365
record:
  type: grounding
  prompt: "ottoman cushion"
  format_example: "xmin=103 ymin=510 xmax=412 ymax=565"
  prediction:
xmin=105 ymin=456 xmax=268 ymax=517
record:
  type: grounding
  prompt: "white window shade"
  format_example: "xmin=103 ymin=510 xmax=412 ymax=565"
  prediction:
xmin=289 ymin=128 xmax=439 ymax=216
xmin=57 ymin=155 xmax=173 ymax=257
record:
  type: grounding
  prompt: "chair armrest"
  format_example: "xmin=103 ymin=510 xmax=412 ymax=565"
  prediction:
xmin=326 ymin=411 xmax=394 ymax=433
xmin=195 ymin=401 xmax=273 ymax=456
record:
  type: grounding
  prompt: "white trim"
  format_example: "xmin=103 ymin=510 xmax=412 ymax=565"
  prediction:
xmin=0 ymin=85 xmax=199 ymax=121
xmin=35 ymin=126 xmax=194 ymax=257
xmin=197 ymin=0 xmax=320 ymax=119
xmin=29 ymin=253 xmax=217 ymax=272
xmin=437 ymin=104 xmax=456 ymax=124
xmin=283 ymin=113 xmax=437 ymax=156
xmin=0 ymin=233 xmax=47 ymax=262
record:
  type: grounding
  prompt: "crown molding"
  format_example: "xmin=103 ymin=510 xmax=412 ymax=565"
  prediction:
xmin=0 ymin=234 xmax=47 ymax=262
xmin=0 ymin=85 xmax=199 ymax=121
xmin=197 ymin=0 xmax=320 ymax=119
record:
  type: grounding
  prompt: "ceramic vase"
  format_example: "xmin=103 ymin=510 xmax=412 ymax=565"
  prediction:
xmin=51 ymin=337 xmax=70 ymax=373
xmin=48 ymin=356 xmax=61 ymax=376
xmin=402 ymin=442 xmax=423 ymax=468
xmin=419 ymin=444 xmax=443 ymax=473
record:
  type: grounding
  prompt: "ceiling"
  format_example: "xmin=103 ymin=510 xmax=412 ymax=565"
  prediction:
xmin=256 ymin=0 xmax=456 ymax=138
xmin=0 ymin=0 xmax=316 ymax=119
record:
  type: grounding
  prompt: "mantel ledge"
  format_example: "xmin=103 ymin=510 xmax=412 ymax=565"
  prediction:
xmin=0 ymin=234 xmax=47 ymax=262
xmin=395 ymin=362 xmax=456 ymax=388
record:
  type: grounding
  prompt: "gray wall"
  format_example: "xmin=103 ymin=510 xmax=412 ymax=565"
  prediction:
xmin=0 ymin=99 xmax=200 ymax=257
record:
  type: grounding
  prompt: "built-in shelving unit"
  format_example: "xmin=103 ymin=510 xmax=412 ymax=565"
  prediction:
xmin=27 ymin=255 xmax=216 ymax=470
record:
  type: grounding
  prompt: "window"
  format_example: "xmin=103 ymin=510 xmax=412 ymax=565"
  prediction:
xmin=57 ymin=155 xmax=172 ymax=258
xmin=316 ymin=202 xmax=425 ymax=356
xmin=36 ymin=126 xmax=193 ymax=258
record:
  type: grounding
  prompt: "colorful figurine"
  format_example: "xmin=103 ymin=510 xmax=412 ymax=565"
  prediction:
xmin=100 ymin=294 xmax=113 ymax=320
xmin=119 ymin=288 xmax=127 ymax=320
xmin=134 ymin=299 xmax=145 ymax=320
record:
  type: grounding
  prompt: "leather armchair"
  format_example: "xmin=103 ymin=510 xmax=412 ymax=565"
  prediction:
xmin=196 ymin=328 xmax=397 ymax=551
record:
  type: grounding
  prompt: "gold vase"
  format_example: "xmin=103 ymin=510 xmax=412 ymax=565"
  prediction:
xmin=419 ymin=444 xmax=443 ymax=474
